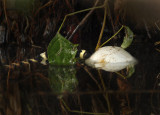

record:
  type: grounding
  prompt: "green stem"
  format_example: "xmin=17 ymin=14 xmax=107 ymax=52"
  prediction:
xmin=98 ymin=70 xmax=111 ymax=113
xmin=95 ymin=4 xmax=107 ymax=50
xmin=57 ymin=5 xmax=104 ymax=33
xmin=115 ymin=72 xmax=126 ymax=79
xmin=100 ymin=25 xmax=124 ymax=47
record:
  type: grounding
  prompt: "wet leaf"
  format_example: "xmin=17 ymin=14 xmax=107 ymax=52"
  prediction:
xmin=47 ymin=33 xmax=78 ymax=65
xmin=48 ymin=65 xmax=78 ymax=97
xmin=126 ymin=65 xmax=135 ymax=78
xmin=121 ymin=26 xmax=134 ymax=49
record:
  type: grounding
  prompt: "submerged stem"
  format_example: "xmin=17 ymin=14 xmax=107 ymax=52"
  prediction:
xmin=61 ymin=98 xmax=109 ymax=115
xmin=98 ymin=70 xmax=112 ymax=113
xmin=115 ymin=72 xmax=126 ymax=79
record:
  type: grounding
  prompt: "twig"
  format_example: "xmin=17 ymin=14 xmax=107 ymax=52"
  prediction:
xmin=83 ymin=66 xmax=102 ymax=90
xmin=34 ymin=0 xmax=54 ymax=16
xmin=3 ymin=0 xmax=10 ymax=29
xmin=68 ymin=0 xmax=100 ymax=41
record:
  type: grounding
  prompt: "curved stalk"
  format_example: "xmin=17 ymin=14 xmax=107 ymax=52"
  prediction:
xmin=100 ymin=25 xmax=124 ymax=47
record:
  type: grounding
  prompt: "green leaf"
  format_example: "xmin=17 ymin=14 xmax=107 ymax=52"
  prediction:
xmin=47 ymin=33 xmax=78 ymax=65
xmin=121 ymin=26 xmax=134 ymax=49
xmin=48 ymin=65 xmax=78 ymax=97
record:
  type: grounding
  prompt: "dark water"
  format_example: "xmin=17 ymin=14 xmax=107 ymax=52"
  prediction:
xmin=0 ymin=43 xmax=160 ymax=115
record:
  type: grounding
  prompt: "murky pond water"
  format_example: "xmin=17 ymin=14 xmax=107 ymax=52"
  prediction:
xmin=0 ymin=43 xmax=160 ymax=115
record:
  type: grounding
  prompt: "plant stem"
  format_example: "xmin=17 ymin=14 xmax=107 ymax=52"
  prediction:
xmin=115 ymin=72 xmax=126 ymax=79
xmin=95 ymin=3 xmax=107 ymax=50
xmin=68 ymin=0 xmax=100 ymax=41
xmin=57 ymin=5 xmax=104 ymax=33
xmin=61 ymin=98 xmax=109 ymax=115
xmin=100 ymin=25 xmax=124 ymax=47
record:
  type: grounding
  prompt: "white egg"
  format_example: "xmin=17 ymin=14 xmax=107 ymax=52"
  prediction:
xmin=85 ymin=46 xmax=137 ymax=72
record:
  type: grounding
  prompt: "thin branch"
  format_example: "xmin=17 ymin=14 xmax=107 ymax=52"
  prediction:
xmin=68 ymin=0 xmax=100 ymax=41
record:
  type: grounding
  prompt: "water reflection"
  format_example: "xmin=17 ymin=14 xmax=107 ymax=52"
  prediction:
xmin=49 ymin=65 xmax=78 ymax=98
xmin=0 ymin=46 xmax=160 ymax=114
xmin=0 ymin=72 xmax=61 ymax=115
